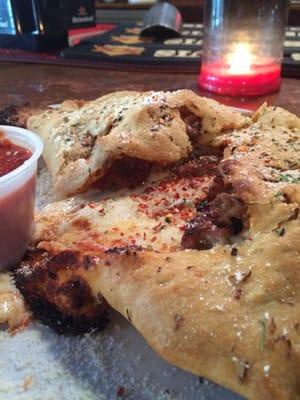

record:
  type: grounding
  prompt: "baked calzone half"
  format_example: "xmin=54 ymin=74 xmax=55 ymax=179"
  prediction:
xmin=15 ymin=97 xmax=300 ymax=400
xmin=25 ymin=90 xmax=248 ymax=198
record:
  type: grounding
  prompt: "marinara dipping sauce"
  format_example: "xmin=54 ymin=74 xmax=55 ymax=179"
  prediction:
xmin=0 ymin=138 xmax=32 ymax=177
xmin=0 ymin=126 xmax=43 ymax=269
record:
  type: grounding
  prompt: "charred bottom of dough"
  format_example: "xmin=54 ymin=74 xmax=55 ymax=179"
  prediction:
xmin=0 ymin=104 xmax=21 ymax=126
xmin=0 ymin=103 xmax=33 ymax=128
xmin=14 ymin=248 xmax=109 ymax=335
xmin=22 ymin=294 xmax=109 ymax=335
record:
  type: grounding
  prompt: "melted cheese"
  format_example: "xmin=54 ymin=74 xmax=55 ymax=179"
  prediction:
xmin=0 ymin=273 xmax=30 ymax=331
xmin=35 ymin=168 xmax=213 ymax=252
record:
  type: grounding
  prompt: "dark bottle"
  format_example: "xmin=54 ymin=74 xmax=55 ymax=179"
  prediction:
xmin=0 ymin=0 xmax=95 ymax=50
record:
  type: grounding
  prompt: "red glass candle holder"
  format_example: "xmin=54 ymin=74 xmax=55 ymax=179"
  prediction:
xmin=198 ymin=0 xmax=289 ymax=97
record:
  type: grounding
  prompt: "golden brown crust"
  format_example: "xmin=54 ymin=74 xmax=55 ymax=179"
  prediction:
xmin=15 ymin=96 xmax=300 ymax=399
xmin=26 ymin=90 xmax=249 ymax=199
xmin=86 ymin=225 xmax=300 ymax=400
xmin=16 ymin=220 xmax=300 ymax=399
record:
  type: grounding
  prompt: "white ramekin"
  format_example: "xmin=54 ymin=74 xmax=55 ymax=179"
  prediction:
xmin=0 ymin=125 xmax=43 ymax=269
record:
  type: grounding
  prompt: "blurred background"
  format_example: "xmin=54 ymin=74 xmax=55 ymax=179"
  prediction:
xmin=96 ymin=0 xmax=300 ymax=24
xmin=0 ymin=0 xmax=299 ymax=84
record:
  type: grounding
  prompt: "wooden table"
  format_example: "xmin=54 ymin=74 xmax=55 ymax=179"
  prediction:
xmin=0 ymin=62 xmax=299 ymax=115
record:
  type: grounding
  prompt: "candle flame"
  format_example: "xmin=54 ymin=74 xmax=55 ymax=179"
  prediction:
xmin=228 ymin=43 xmax=253 ymax=74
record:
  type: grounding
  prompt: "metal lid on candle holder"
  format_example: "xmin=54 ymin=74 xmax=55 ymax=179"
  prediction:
xmin=140 ymin=2 xmax=182 ymax=38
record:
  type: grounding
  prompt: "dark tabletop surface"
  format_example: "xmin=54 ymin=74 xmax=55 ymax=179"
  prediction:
xmin=0 ymin=62 xmax=299 ymax=115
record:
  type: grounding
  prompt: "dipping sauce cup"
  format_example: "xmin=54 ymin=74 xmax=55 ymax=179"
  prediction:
xmin=0 ymin=126 xmax=43 ymax=269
